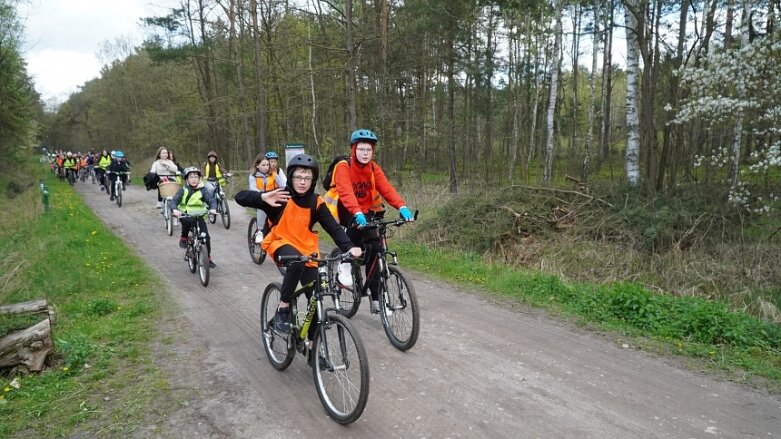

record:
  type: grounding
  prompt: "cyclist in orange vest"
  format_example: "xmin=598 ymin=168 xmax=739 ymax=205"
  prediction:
xmin=248 ymin=154 xmax=286 ymax=242
xmin=234 ymin=154 xmax=361 ymax=334
xmin=332 ymin=129 xmax=415 ymax=313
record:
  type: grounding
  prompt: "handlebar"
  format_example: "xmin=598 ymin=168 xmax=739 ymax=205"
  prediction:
xmin=355 ymin=210 xmax=419 ymax=230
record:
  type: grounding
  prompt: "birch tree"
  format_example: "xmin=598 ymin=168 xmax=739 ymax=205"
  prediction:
xmin=623 ymin=0 xmax=641 ymax=186
xmin=543 ymin=0 xmax=562 ymax=184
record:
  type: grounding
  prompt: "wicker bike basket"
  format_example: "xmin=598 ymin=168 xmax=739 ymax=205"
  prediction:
xmin=158 ymin=182 xmax=182 ymax=198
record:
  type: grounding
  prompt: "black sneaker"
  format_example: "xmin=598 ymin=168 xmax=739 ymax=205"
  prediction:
xmin=208 ymin=258 xmax=217 ymax=269
xmin=273 ymin=308 xmax=291 ymax=334
xmin=178 ymin=237 xmax=188 ymax=249
xmin=110 ymin=195 xmax=115 ymax=201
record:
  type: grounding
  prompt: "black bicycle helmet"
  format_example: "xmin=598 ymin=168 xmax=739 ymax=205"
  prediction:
xmin=286 ymin=153 xmax=319 ymax=184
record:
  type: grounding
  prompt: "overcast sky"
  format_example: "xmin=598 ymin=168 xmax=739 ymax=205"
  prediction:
xmin=21 ymin=0 xmax=177 ymax=105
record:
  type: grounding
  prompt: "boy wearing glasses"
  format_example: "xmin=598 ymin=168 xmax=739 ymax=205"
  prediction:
xmin=234 ymin=154 xmax=362 ymax=334
xmin=332 ymin=129 xmax=415 ymax=313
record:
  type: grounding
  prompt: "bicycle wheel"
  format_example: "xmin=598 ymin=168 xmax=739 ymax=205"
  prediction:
xmin=165 ymin=206 xmax=174 ymax=236
xmin=116 ymin=184 xmax=123 ymax=207
xmin=247 ymin=218 xmax=266 ymax=265
xmin=260 ymin=283 xmax=295 ymax=370
xmin=197 ymin=244 xmax=209 ymax=286
xmin=187 ymin=240 xmax=197 ymax=274
xmin=220 ymin=198 xmax=231 ymax=229
xmin=379 ymin=265 xmax=420 ymax=351
xmin=329 ymin=248 xmax=361 ymax=318
xmin=312 ymin=313 xmax=370 ymax=424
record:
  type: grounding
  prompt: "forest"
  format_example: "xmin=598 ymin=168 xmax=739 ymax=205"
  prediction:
xmin=2 ymin=0 xmax=780 ymax=318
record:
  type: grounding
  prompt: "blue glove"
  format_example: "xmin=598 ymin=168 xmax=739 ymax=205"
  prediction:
xmin=354 ymin=212 xmax=367 ymax=228
xmin=399 ymin=206 xmax=414 ymax=221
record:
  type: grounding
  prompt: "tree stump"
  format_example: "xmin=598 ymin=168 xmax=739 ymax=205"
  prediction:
xmin=0 ymin=299 xmax=55 ymax=373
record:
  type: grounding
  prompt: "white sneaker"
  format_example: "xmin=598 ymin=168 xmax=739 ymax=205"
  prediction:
xmin=155 ymin=201 xmax=163 ymax=209
xmin=337 ymin=262 xmax=353 ymax=287
xmin=254 ymin=231 xmax=263 ymax=244
xmin=371 ymin=300 xmax=381 ymax=314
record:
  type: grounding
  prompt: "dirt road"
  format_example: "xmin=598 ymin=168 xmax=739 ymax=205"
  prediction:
xmin=78 ymin=182 xmax=779 ymax=438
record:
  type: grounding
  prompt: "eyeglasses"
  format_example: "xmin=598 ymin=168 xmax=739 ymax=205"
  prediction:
xmin=356 ymin=148 xmax=373 ymax=154
xmin=292 ymin=176 xmax=313 ymax=182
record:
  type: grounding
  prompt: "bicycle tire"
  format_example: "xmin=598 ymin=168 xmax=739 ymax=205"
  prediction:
xmin=220 ymin=198 xmax=231 ymax=229
xmin=165 ymin=206 xmax=174 ymax=236
xmin=116 ymin=184 xmax=123 ymax=207
xmin=380 ymin=265 xmax=420 ymax=351
xmin=329 ymin=247 xmax=361 ymax=318
xmin=260 ymin=283 xmax=295 ymax=370
xmin=312 ymin=313 xmax=370 ymax=424
xmin=187 ymin=240 xmax=197 ymax=274
xmin=197 ymin=244 xmax=209 ymax=286
xmin=247 ymin=218 xmax=266 ymax=265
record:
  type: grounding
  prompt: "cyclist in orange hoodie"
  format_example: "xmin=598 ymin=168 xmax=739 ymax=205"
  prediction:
xmin=332 ymin=129 xmax=415 ymax=313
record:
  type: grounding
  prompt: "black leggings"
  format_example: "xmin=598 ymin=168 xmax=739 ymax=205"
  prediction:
xmin=276 ymin=245 xmax=317 ymax=304
xmin=347 ymin=226 xmax=382 ymax=301
xmin=180 ymin=216 xmax=211 ymax=256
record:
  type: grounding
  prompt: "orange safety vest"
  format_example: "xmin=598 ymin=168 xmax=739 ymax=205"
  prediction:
xmin=255 ymin=172 xmax=279 ymax=191
xmin=262 ymin=197 xmax=322 ymax=268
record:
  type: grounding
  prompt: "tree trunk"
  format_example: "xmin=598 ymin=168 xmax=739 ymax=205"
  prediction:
xmin=570 ymin=4 xmax=581 ymax=156
xmin=600 ymin=0 xmax=614 ymax=163
xmin=0 ymin=300 xmax=56 ymax=373
xmin=250 ymin=0 xmax=268 ymax=151
xmin=544 ymin=0 xmax=563 ymax=184
xmin=584 ymin=0 xmax=600 ymax=183
xmin=345 ymin=0 xmax=358 ymax=131
xmin=446 ymin=9 xmax=458 ymax=194
xmin=728 ymin=0 xmax=750 ymax=194
xmin=624 ymin=0 xmax=641 ymax=186
xmin=307 ymin=24 xmax=319 ymax=150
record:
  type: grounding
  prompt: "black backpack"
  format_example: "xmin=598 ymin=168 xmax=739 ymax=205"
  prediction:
xmin=321 ymin=155 xmax=351 ymax=191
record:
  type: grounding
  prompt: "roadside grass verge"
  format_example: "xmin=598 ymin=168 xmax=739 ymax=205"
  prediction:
xmin=0 ymin=170 xmax=173 ymax=437
xmin=396 ymin=241 xmax=781 ymax=389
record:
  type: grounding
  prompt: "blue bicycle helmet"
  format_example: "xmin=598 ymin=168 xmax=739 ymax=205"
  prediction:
xmin=265 ymin=151 xmax=279 ymax=159
xmin=114 ymin=151 xmax=125 ymax=158
xmin=349 ymin=129 xmax=377 ymax=145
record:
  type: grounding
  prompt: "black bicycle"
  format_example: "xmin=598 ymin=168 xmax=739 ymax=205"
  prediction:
xmin=260 ymin=252 xmax=370 ymax=424
xmin=331 ymin=213 xmax=420 ymax=351
xmin=206 ymin=177 xmax=231 ymax=229
xmin=179 ymin=214 xmax=210 ymax=286
xmin=247 ymin=216 xmax=268 ymax=265
xmin=107 ymin=171 xmax=130 ymax=208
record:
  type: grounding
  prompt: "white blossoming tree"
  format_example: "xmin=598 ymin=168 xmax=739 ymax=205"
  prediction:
xmin=672 ymin=4 xmax=781 ymax=213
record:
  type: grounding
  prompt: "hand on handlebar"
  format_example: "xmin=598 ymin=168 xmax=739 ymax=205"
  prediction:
xmin=353 ymin=212 xmax=367 ymax=228
xmin=172 ymin=209 xmax=181 ymax=218
xmin=347 ymin=247 xmax=363 ymax=259
xmin=399 ymin=206 xmax=414 ymax=222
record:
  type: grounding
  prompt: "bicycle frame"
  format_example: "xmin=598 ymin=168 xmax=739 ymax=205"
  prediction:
xmin=353 ymin=219 xmax=404 ymax=298
xmin=278 ymin=254 xmax=346 ymax=358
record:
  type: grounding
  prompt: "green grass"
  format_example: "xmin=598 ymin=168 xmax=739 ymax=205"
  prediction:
xmin=0 ymin=167 xmax=173 ymax=437
xmin=395 ymin=241 xmax=781 ymax=388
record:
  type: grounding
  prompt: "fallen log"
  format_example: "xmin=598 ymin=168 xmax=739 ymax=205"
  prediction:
xmin=0 ymin=300 xmax=55 ymax=373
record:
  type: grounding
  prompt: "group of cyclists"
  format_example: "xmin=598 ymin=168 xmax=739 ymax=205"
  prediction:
xmin=51 ymin=129 xmax=416 ymax=423
xmin=49 ymin=149 xmax=130 ymax=200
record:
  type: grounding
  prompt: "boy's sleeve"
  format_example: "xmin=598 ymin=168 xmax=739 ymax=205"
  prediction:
xmin=316 ymin=200 xmax=353 ymax=251
xmin=373 ymin=164 xmax=406 ymax=209
xmin=235 ymin=190 xmax=267 ymax=210
xmin=168 ymin=188 xmax=184 ymax=210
